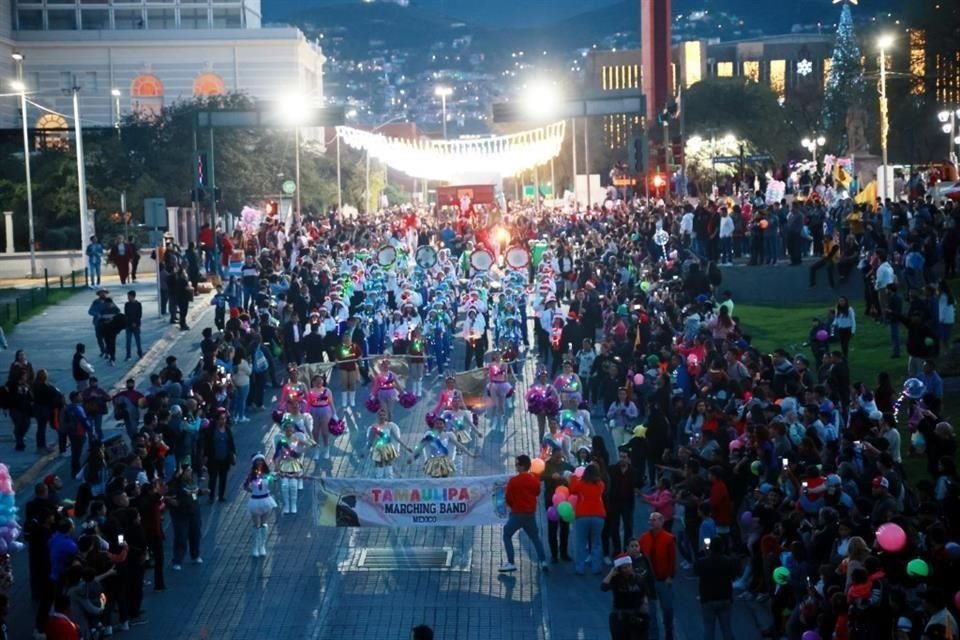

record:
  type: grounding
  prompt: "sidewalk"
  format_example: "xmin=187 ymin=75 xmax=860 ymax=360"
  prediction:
xmin=0 ymin=279 xmax=208 ymax=489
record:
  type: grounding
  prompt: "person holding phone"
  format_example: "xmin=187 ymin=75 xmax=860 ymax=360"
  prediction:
xmin=693 ymin=536 xmax=739 ymax=640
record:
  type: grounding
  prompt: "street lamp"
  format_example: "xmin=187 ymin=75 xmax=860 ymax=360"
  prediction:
xmin=111 ymin=88 xmax=121 ymax=129
xmin=937 ymin=108 xmax=960 ymax=162
xmin=434 ymin=86 xmax=452 ymax=139
xmin=801 ymin=135 xmax=827 ymax=165
xmin=11 ymin=52 xmax=37 ymax=276
xmin=877 ymin=33 xmax=894 ymax=200
xmin=277 ymin=93 xmax=310 ymax=219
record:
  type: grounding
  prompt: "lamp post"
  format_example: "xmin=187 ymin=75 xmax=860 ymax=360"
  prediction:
xmin=72 ymin=81 xmax=92 ymax=257
xmin=434 ymin=86 xmax=452 ymax=139
xmin=937 ymin=109 xmax=960 ymax=163
xmin=277 ymin=94 xmax=308 ymax=219
xmin=111 ymin=88 xmax=121 ymax=137
xmin=11 ymin=52 xmax=37 ymax=276
xmin=877 ymin=34 xmax=894 ymax=200
xmin=802 ymin=135 xmax=827 ymax=167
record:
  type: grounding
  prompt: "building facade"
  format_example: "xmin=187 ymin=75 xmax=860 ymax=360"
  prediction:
xmin=0 ymin=0 xmax=325 ymax=142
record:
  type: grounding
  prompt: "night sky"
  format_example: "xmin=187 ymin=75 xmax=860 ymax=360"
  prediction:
xmin=265 ymin=0 xmax=903 ymax=29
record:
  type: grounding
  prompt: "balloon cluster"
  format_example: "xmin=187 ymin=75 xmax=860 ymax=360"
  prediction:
xmin=545 ymin=467 xmax=586 ymax=523
xmin=398 ymin=391 xmax=418 ymax=409
xmin=0 ymin=463 xmax=22 ymax=588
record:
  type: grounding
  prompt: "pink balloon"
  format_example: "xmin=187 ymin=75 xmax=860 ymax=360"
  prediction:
xmin=552 ymin=492 xmax=564 ymax=507
xmin=547 ymin=506 xmax=559 ymax=522
xmin=574 ymin=466 xmax=586 ymax=478
xmin=875 ymin=522 xmax=907 ymax=553
xmin=633 ymin=373 xmax=644 ymax=386
xmin=567 ymin=495 xmax=579 ymax=509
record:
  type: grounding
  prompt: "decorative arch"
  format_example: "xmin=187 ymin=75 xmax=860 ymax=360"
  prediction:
xmin=35 ymin=113 xmax=69 ymax=150
xmin=130 ymin=73 xmax=164 ymax=116
xmin=193 ymin=72 xmax=225 ymax=96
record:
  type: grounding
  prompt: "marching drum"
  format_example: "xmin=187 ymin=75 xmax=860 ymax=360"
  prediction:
xmin=415 ymin=245 xmax=438 ymax=269
xmin=504 ymin=245 xmax=530 ymax=271
xmin=469 ymin=248 xmax=495 ymax=272
xmin=377 ymin=245 xmax=397 ymax=269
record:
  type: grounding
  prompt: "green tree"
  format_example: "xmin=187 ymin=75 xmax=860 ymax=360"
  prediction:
xmin=820 ymin=1 xmax=865 ymax=154
xmin=684 ymin=77 xmax=791 ymax=162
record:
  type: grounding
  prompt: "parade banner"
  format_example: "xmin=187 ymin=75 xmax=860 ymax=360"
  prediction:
xmin=314 ymin=475 xmax=510 ymax=527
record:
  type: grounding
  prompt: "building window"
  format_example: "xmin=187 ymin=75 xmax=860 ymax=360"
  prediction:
xmin=36 ymin=114 xmax=70 ymax=151
xmin=47 ymin=9 xmax=78 ymax=30
xmin=179 ymin=6 xmax=209 ymax=28
xmin=212 ymin=7 xmax=241 ymax=28
xmin=193 ymin=72 xmax=226 ymax=96
xmin=601 ymin=64 xmax=640 ymax=91
xmin=909 ymin=30 xmax=926 ymax=96
xmin=131 ymin=73 xmax=164 ymax=117
xmin=742 ymin=60 xmax=760 ymax=83
xmin=769 ymin=59 xmax=786 ymax=98
xmin=716 ymin=61 xmax=733 ymax=78
xmin=114 ymin=8 xmax=144 ymax=29
xmin=81 ymin=9 xmax=109 ymax=30
xmin=146 ymin=8 xmax=175 ymax=29
xmin=17 ymin=9 xmax=43 ymax=29
xmin=683 ymin=42 xmax=701 ymax=88
xmin=59 ymin=71 xmax=73 ymax=92
xmin=83 ymin=71 xmax=97 ymax=91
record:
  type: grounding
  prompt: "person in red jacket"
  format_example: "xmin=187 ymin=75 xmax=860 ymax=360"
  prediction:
xmin=707 ymin=466 xmax=733 ymax=537
xmin=499 ymin=455 xmax=548 ymax=573
xmin=639 ymin=512 xmax=677 ymax=640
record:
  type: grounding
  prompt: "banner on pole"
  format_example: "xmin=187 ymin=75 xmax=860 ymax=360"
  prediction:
xmin=314 ymin=475 xmax=510 ymax=527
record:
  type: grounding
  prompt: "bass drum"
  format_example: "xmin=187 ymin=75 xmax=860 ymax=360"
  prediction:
xmin=504 ymin=245 xmax=530 ymax=271
xmin=377 ymin=245 xmax=397 ymax=269
xmin=469 ymin=248 xmax=495 ymax=272
xmin=415 ymin=245 xmax=438 ymax=269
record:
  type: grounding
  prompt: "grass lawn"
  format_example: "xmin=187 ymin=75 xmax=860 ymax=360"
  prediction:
xmin=737 ymin=302 xmax=942 ymax=484
xmin=0 ymin=288 xmax=77 ymax=335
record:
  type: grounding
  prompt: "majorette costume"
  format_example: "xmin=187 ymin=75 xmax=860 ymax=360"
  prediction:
xmin=273 ymin=423 xmax=315 ymax=514
xmin=308 ymin=384 xmax=336 ymax=460
xmin=553 ymin=371 xmax=584 ymax=408
xmin=406 ymin=330 xmax=427 ymax=398
xmin=413 ymin=427 xmax=458 ymax=478
xmin=244 ymin=454 xmax=278 ymax=557
xmin=371 ymin=364 xmax=400 ymax=419
xmin=367 ymin=419 xmax=404 ymax=478
xmin=486 ymin=358 xmax=513 ymax=433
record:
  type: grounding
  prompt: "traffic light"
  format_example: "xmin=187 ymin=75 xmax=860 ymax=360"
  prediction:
xmin=627 ymin=136 xmax=646 ymax=173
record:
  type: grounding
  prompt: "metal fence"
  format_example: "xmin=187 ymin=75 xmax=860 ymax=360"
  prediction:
xmin=0 ymin=267 xmax=88 ymax=329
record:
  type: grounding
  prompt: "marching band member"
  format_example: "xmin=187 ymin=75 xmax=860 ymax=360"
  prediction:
xmin=371 ymin=358 xmax=404 ymax=421
xmin=336 ymin=332 xmax=362 ymax=411
xmin=278 ymin=395 xmax=313 ymax=438
xmin=409 ymin=416 xmax=474 ymax=478
xmin=243 ymin=454 xmax=277 ymax=557
xmin=273 ymin=420 xmax=315 ymax=514
xmin=486 ymin=350 xmax=514 ymax=433
xmin=554 ymin=359 xmax=584 ymax=409
xmin=407 ymin=326 xmax=427 ymax=397
xmin=423 ymin=308 xmax=449 ymax=377
xmin=463 ymin=306 xmax=487 ymax=370
xmin=278 ymin=365 xmax=308 ymax=409
xmin=527 ymin=366 xmax=561 ymax=442
xmin=367 ymin=408 xmax=411 ymax=479
xmin=308 ymin=374 xmax=336 ymax=460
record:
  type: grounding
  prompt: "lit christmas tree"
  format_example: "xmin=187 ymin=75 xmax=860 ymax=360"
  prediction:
xmin=821 ymin=0 xmax=866 ymax=154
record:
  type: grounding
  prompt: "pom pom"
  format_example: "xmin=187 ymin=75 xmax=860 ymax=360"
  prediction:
xmin=364 ymin=396 xmax=381 ymax=414
xmin=328 ymin=417 xmax=346 ymax=436
xmin=542 ymin=396 xmax=560 ymax=417
xmin=398 ymin=391 xmax=418 ymax=409
xmin=271 ymin=409 xmax=284 ymax=424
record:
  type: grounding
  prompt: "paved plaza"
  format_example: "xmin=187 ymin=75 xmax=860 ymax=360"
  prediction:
xmin=2 ymin=297 xmax=771 ymax=640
